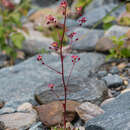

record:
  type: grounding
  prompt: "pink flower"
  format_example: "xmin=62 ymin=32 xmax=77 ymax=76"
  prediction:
xmin=76 ymin=7 xmax=82 ymax=12
xmin=37 ymin=55 xmax=42 ymax=61
xmin=48 ymin=84 xmax=55 ymax=89
xmin=78 ymin=17 xmax=87 ymax=26
xmin=2 ymin=0 xmax=15 ymax=9
xmin=71 ymin=55 xmax=80 ymax=63
xmin=68 ymin=32 xmax=76 ymax=39
xmin=46 ymin=15 xmax=56 ymax=24
xmin=49 ymin=42 xmax=59 ymax=51
xmin=76 ymin=6 xmax=82 ymax=16
xmin=60 ymin=1 xmax=67 ymax=8
xmin=51 ymin=42 xmax=58 ymax=48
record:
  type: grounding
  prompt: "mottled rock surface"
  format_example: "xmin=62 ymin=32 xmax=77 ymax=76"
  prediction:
xmin=86 ymin=92 xmax=130 ymax=130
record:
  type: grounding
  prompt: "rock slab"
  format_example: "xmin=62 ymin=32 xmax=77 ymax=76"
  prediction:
xmin=86 ymin=91 xmax=130 ymax=130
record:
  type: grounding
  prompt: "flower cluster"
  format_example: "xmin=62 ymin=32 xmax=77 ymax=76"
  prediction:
xmin=76 ymin=6 xmax=82 ymax=16
xmin=68 ymin=32 xmax=78 ymax=42
xmin=49 ymin=42 xmax=59 ymax=51
xmin=60 ymin=1 xmax=67 ymax=8
xmin=37 ymin=55 xmax=42 ymax=61
xmin=48 ymin=84 xmax=55 ymax=89
xmin=2 ymin=0 xmax=15 ymax=9
xmin=46 ymin=15 xmax=56 ymax=24
xmin=78 ymin=17 xmax=87 ymax=26
xmin=71 ymin=55 xmax=80 ymax=64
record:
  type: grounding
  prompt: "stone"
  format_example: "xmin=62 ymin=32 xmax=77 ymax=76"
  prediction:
xmin=29 ymin=7 xmax=63 ymax=27
xmin=0 ymin=107 xmax=15 ymax=115
xmin=29 ymin=122 xmax=43 ymax=130
xmin=100 ymin=98 xmax=115 ymax=106
xmin=31 ymin=0 xmax=57 ymax=7
xmin=80 ymin=4 xmax=117 ymax=28
xmin=21 ymin=22 xmax=53 ymax=55
xmin=102 ymin=74 xmax=123 ymax=88
xmin=0 ymin=112 xmax=37 ymax=129
xmin=11 ymin=0 xmax=21 ymax=5
xmin=17 ymin=102 xmax=33 ymax=112
xmin=70 ymin=28 xmax=104 ymax=51
xmin=76 ymin=102 xmax=104 ymax=122
xmin=0 ymin=54 xmax=8 ymax=68
xmin=0 ymin=52 xmax=105 ymax=105
xmin=117 ymin=11 xmax=130 ymax=26
xmin=0 ymin=100 xmax=4 ymax=109
xmin=96 ymin=26 xmax=130 ymax=52
xmin=35 ymin=78 xmax=108 ymax=105
xmin=0 ymin=121 xmax=6 ymax=130
xmin=97 ymin=71 xmax=107 ymax=78
xmin=35 ymin=100 xmax=80 ymax=126
xmin=96 ymin=37 xmax=114 ymax=52
xmin=109 ymin=66 xmax=119 ymax=74
xmin=105 ymin=25 xmax=130 ymax=38
xmin=117 ymin=62 xmax=127 ymax=70
xmin=85 ymin=91 xmax=130 ymax=130
xmin=60 ymin=19 xmax=78 ymax=28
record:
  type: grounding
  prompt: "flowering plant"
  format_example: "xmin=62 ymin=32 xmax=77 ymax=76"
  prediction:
xmin=37 ymin=0 xmax=87 ymax=128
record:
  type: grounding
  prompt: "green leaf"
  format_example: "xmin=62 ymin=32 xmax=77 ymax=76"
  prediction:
xmin=11 ymin=32 xmax=25 ymax=49
xmin=111 ymin=36 xmax=117 ymax=43
xmin=103 ymin=23 xmax=113 ymax=30
xmin=119 ymin=35 xmax=126 ymax=40
xmin=10 ymin=12 xmax=22 ymax=27
xmin=103 ymin=16 xmax=115 ymax=23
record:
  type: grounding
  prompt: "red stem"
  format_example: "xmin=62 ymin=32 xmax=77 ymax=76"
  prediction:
xmin=59 ymin=6 xmax=67 ymax=129
xmin=44 ymin=63 xmax=62 ymax=75
xmin=66 ymin=63 xmax=75 ymax=87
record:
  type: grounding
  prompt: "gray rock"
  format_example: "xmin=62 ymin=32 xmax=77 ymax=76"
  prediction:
xmin=70 ymin=27 xmax=104 ymax=51
xmin=109 ymin=66 xmax=119 ymax=74
xmin=0 ymin=121 xmax=6 ymax=130
xmin=110 ymin=5 xmax=126 ymax=18
xmin=31 ymin=0 xmax=57 ymax=7
xmin=35 ymin=78 xmax=108 ymax=105
xmin=0 ymin=54 xmax=8 ymax=68
xmin=0 ymin=107 xmax=15 ymax=115
xmin=0 ymin=100 xmax=4 ymax=109
xmin=97 ymin=71 xmax=107 ymax=78
xmin=105 ymin=25 xmax=130 ymax=38
xmin=0 ymin=112 xmax=37 ymax=130
xmin=11 ymin=0 xmax=21 ymax=4
xmin=22 ymin=22 xmax=53 ymax=55
xmin=85 ymin=91 xmax=130 ymax=130
xmin=0 ymin=52 xmax=105 ymax=105
xmin=80 ymin=4 xmax=117 ymax=27
xmin=60 ymin=19 xmax=78 ymax=28
xmin=29 ymin=122 xmax=43 ymax=130
xmin=102 ymin=74 xmax=123 ymax=87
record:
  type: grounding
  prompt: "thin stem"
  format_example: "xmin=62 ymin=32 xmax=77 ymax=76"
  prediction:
xmin=59 ymin=6 xmax=67 ymax=129
xmin=44 ymin=63 xmax=62 ymax=75
xmin=51 ymin=89 xmax=60 ymax=99
xmin=66 ymin=63 xmax=75 ymax=87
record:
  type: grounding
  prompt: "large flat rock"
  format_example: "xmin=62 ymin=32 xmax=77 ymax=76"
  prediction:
xmin=35 ymin=78 xmax=108 ymax=105
xmin=0 ymin=53 xmax=105 ymax=106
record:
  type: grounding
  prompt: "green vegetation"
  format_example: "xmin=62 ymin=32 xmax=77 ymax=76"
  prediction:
xmin=119 ymin=17 xmax=130 ymax=26
xmin=35 ymin=26 xmax=68 ymax=46
xmin=75 ymin=0 xmax=92 ymax=9
xmin=107 ymin=35 xmax=130 ymax=60
xmin=0 ymin=0 xmax=30 ymax=65
xmin=103 ymin=16 xmax=116 ymax=30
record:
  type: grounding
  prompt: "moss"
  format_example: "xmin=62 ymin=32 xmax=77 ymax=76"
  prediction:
xmin=119 ymin=17 xmax=130 ymax=26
